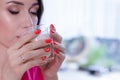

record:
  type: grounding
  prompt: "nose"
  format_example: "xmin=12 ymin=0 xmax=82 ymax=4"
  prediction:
xmin=22 ymin=13 xmax=34 ymax=28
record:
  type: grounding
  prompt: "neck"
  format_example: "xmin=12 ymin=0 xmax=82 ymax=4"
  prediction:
xmin=0 ymin=42 xmax=8 ymax=80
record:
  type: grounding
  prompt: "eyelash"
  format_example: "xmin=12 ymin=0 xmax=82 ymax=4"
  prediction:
xmin=9 ymin=10 xmax=37 ymax=16
xmin=9 ymin=10 xmax=19 ymax=14
xmin=31 ymin=12 xmax=38 ymax=16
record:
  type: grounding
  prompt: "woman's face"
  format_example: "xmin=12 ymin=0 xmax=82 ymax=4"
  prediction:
xmin=0 ymin=0 xmax=39 ymax=47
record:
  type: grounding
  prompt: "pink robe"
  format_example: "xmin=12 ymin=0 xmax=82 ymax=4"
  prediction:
xmin=21 ymin=66 xmax=44 ymax=80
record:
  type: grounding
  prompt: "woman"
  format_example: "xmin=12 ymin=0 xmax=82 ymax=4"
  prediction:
xmin=0 ymin=0 xmax=65 ymax=80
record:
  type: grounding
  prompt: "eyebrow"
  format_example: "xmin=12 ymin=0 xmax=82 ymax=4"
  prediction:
xmin=32 ymin=3 xmax=39 ymax=7
xmin=7 ymin=1 xmax=24 ymax=5
xmin=6 ymin=1 xmax=39 ymax=7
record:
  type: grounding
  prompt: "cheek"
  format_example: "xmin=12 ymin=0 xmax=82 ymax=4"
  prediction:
xmin=0 ymin=12 xmax=17 ymax=42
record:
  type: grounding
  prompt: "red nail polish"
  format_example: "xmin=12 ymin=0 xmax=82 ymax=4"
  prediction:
xmin=44 ymin=47 xmax=50 ymax=52
xmin=45 ymin=38 xmax=52 ymax=43
xmin=50 ymin=24 xmax=56 ymax=31
xmin=34 ymin=29 xmax=41 ymax=34
xmin=50 ymin=30 xmax=55 ymax=34
xmin=41 ymin=56 xmax=47 ymax=61
xmin=54 ymin=49 xmax=60 ymax=54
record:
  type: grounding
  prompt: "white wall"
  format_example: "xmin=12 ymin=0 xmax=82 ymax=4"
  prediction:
xmin=41 ymin=0 xmax=120 ymax=39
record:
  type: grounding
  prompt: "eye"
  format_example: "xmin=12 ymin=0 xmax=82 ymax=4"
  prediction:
xmin=7 ymin=5 xmax=20 ymax=15
xmin=31 ymin=11 xmax=37 ymax=16
xmin=30 ymin=7 xmax=39 ymax=16
xmin=8 ymin=10 xmax=19 ymax=14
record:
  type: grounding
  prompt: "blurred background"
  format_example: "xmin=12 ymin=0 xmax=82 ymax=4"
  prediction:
xmin=41 ymin=0 xmax=120 ymax=80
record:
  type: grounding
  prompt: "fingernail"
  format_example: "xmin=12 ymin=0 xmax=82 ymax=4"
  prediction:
xmin=50 ymin=24 xmax=56 ymax=31
xmin=44 ymin=47 xmax=50 ymax=52
xmin=45 ymin=38 xmax=52 ymax=43
xmin=41 ymin=56 xmax=47 ymax=61
xmin=50 ymin=29 xmax=55 ymax=34
xmin=34 ymin=29 xmax=41 ymax=34
xmin=54 ymin=49 xmax=60 ymax=54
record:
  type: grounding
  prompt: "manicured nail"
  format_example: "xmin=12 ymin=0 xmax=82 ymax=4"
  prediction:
xmin=50 ymin=29 xmax=55 ymax=34
xmin=34 ymin=29 xmax=41 ymax=34
xmin=54 ymin=49 xmax=60 ymax=54
xmin=50 ymin=24 xmax=56 ymax=31
xmin=44 ymin=47 xmax=50 ymax=52
xmin=41 ymin=56 xmax=47 ymax=61
xmin=45 ymin=38 xmax=52 ymax=43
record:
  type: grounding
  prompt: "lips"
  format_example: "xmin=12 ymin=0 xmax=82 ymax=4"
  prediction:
xmin=16 ymin=27 xmax=36 ymax=39
xmin=16 ymin=30 xmax=29 ymax=39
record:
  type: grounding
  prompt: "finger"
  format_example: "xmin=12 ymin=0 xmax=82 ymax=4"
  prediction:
xmin=19 ymin=38 xmax=52 ymax=53
xmin=10 ymin=29 xmax=41 ymax=50
xmin=53 ymin=48 xmax=65 ymax=64
xmin=44 ymin=52 xmax=65 ymax=76
xmin=16 ymin=46 xmax=52 ymax=65
xmin=49 ymin=24 xmax=62 ymax=43
xmin=19 ymin=49 xmax=47 ymax=64
xmin=50 ymin=31 xmax=62 ymax=43
xmin=53 ymin=52 xmax=65 ymax=70
xmin=20 ymin=59 xmax=47 ymax=74
xmin=55 ymin=52 xmax=65 ymax=60
xmin=52 ymin=41 xmax=65 ymax=53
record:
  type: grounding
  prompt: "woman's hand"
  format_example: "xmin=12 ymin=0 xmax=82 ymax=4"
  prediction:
xmin=2 ymin=29 xmax=52 ymax=80
xmin=40 ymin=24 xmax=65 ymax=80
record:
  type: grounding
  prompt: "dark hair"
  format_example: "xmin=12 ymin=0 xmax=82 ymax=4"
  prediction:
xmin=37 ymin=0 xmax=44 ymax=25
